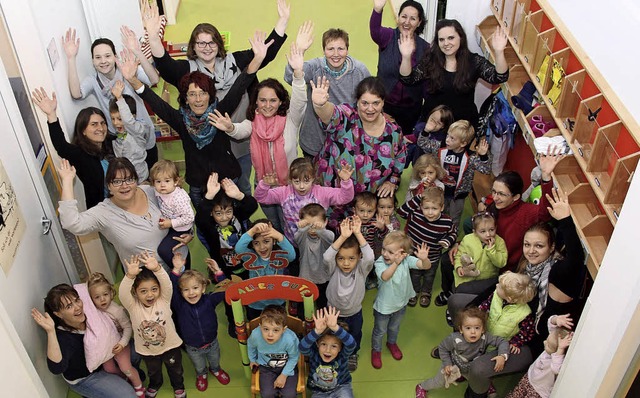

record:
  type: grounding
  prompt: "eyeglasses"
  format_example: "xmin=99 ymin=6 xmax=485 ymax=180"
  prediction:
xmin=110 ymin=177 xmax=136 ymax=187
xmin=186 ymin=91 xmax=209 ymax=99
xmin=195 ymin=41 xmax=217 ymax=49
xmin=491 ymin=189 xmax=513 ymax=199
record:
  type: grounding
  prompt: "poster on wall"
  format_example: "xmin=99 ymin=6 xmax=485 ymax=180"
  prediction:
xmin=0 ymin=158 xmax=26 ymax=274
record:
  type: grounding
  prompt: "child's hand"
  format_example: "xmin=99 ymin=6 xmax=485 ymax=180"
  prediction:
xmin=476 ymin=137 xmax=489 ymax=156
xmin=509 ymin=344 xmax=521 ymax=355
xmin=443 ymin=365 xmax=453 ymax=376
xmin=297 ymin=219 xmax=310 ymax=229
xmin=325 ymin=306 xmax=340 ymax=331
xmin=438 ymin=240 xmax=450 ymax=250
xmin=158 ymin=218 xmax=172 ymax=229
xmin=205 ymin=258 xmax=221 ymax=274
xmin=110 ymin=80 xmax=125 ymax=99
xmin=208 ymin=109 xmax=234 ymax=132
xmin=264 ymin=226 xmax=284 ymax=242
xmin=221 ymin=178 xmax=243 ymax=200
xmin=486 ymin=237 xmax=495 ymax=249
xmin=250 ymin=362 xmax=259 ymax=373
xmin=416 ymin=242 xmax=430 ymax=263
xmin=351 ymin=215 xmax=362 ymax=234
xmin=31 ymin=308 xmax=55 ymax=333
xmin=558 ymin=332 xmax=573 ymax=352
xmin=456 ymin=267 xmax=465 ymax=277
xmin=205 ymin=172 xmax=221 ymax=199
xmin=313 ymin=308 xmax=327 ymax=334
xmin=112 ymin=343 xmax=124 ymax=355
xmin=477 ymin=202 xmax=487 ymax=212
xmin=339 ymin=218 xmax=353 ymax=238
xmin=139 ymin=251 xmax=161 ymax=272
xmin=552 ymin=314 xmax=574 ymax=329
xmin=172 ymin=252 xmax=186 ymax=274
xmin=123 ymin=254 xmax=141 ymax=278
xmin=263 ymin=173 xmax=279 ymax=187
xmin=491 ymin=354 xmax=506 ymax=372
xmin=374 ymin=213 xmax=386 ymax=231
xmin=250 ymin=222 xmax=270 ymax=236
xmin=57 ymin=159 xmax=77 ymax=183
xmin=337 ymin=163 xmax=354 ymax=181
xmin=274 ymin=373 xmax=288 ymax=389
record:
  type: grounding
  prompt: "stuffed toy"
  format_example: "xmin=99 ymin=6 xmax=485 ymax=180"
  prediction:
xmin=441 ymin=365 xmax=462 ymax=388
xmin=459 ymin=254 xmax=480 ymax=277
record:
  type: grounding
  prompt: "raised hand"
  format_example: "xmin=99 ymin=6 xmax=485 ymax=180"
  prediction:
xmin=398 ymin=32 xmax=415 ymax=58
xmin=415 ymin=242 xmax=430 ymax=263
xmin=539 ymin=145 xmax=565 ymax=180
xmin=221 ymin=178 xmax=243 ymax=200
xmin=337 ymin=163 xmax=354 ymax=181
xmin=116 ymin=49 xmax=140 ymax=81
xmin=339 ymin=218 xmax=353 ymax=238
xmin=286 ymin=42 xmax=304 ymax=73
xmin=476 ymin=138 xmax=489 ymax=156
xmin=325 ymin=306 xmax=340 ymax=331
xmin=490 ymin=26 xmax=508 ymax=53
xmin=32 ymin=87 xmax=58 ymax=117
xmin=140 ymin=0 xmax=161 ymax=36
xmin=171 ymin=252 xmax=186 ymax=273
xmin=558 ymin=332 xmax=573 ymax=351
xmin=111 ymin=80 xmax=125 ymax=99
xmin=31 ymin=308 xmax=56 ymax=333
xmin=295 ymin=21 xmax=314 ymax=53
xmin=123 ymin=254 xmax=142 ymax=278
xmin=205 ymin=258 xmax=222 ymax=274
xmin=374 ymin=213 xmax=386 ymax=231
xmin=313 ymin=308 xmax=327 ymax=334
xmin=250 ymin=222 xmax=270 ymax=236
xmin=553 ymin=314 xmax=574 ymax=330
xmin=208 ymin=109 xmax=234 ymax=132
xmin=249 ymin=31 xmax=274 ymax=63
xmin=351 ymin=215 xmax=362 ymax=233
xmin=373 ymin=0 xmax=387 ymax=13
xmin=121 ymin=25 xmax=142 ymax=54
xmin=310 ymin=76 xmax=330 ymax=106
xmin=138 ymin=251 xmax=161 ymax=271
xmin=263 ymin=173 xmax=279 ymax=187
xmin=57 ymin=159 xmax=77 ymax=183
xmin=206 ymin=172 xmax=221 ymax=198
xmin=62 ymin=28 xmax=80 ymax=58
xmin=546 ymin=188 xmax=571 ymax=220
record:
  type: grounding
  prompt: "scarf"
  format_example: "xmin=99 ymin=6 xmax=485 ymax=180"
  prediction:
xmin=250 ymin=113 xmax=288 ymax=185
xmin=525 ymin=255 xmax=555 ymax=329
xmin=191 ymin=53 xmax=238 ymax=100
xmin=180 ymin=100 xmax=218 ymax=149
xmin=323 ymin=56 xmax=350 ymax=78
xmin=96 ymin=68 xmax=124 ymax=99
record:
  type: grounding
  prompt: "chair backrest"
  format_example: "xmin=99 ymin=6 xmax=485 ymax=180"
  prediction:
xmin=248 ymin=315 xmax=305 ymax=336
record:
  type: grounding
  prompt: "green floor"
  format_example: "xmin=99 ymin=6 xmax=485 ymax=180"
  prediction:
xmin=71 ymin=1 xmax=523 ymax=396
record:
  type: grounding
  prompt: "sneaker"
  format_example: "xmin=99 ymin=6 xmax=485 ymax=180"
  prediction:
xmin=371 ymin=350 xmax=382 ymax=369
xmin=408 ymin=296 xmax=418 ymax=307
xmin=430 ymin=347 xmax=440 ymax=359
xmin=386 ymin=342 xmax=403 ymax=360
xmin=145 ymin=388 xmax=158 ymax=398
xmin=196 ymin=374 xmax=208 ymax=392
xmin=211 ymin=369 xmax=231 ymax=385
xmin=415 ymin=384 xmax=428 ymax=398
xmin=434 ymin=291 xmax=450 ymax=307
xmin=174 ymin=389 xmax=186 ymax=398
xmin=445 ymin=309 xmax=454 ymax=327
xmin=134 ymin=385 xmax=146 ymax=397
xmin=419 ymin=294 xmax=431 ymax=307
xmin=348 ymin=354 xmax=359 ymax=372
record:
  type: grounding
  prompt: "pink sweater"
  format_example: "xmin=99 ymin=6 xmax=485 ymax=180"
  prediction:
xmin=527 ymin=316 xmax=567 ymax=397
xmin=254 ymin=179 xmax=354 ymax=243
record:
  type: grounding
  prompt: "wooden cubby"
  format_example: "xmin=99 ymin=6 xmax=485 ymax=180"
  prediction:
xmin=478 ymin=0 xmax=640 ymax=277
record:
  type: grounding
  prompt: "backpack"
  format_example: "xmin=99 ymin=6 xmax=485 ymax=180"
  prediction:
xmin=478 ymin=88 xmax=518 ymax=148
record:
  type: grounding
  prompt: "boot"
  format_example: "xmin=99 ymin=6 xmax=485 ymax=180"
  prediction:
xmin=511 ymin=81 xmax=536 ymax=114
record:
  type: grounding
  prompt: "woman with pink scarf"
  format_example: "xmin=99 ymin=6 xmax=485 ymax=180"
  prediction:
xmin=211 ymin=42 xmax=306 ymax=232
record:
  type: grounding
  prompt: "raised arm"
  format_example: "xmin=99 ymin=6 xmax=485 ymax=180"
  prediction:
xmin=370 ymin=0 xmax=395 ymax=48
xmin=31 ymin=309 xmax=63 ymax=364
xmin=121 ymin=25 xmax=159 ymax=85
xmin=140 ymin=0 xmax=167 ymax=59
xmin=311 ymin=77 xmax=334 ymax=124
xmin=62 ymin=28 xmax=82 ymax=99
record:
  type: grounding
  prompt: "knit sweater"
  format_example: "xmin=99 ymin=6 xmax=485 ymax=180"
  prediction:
xmin=299 ymin=327 xmax=356 ymax=392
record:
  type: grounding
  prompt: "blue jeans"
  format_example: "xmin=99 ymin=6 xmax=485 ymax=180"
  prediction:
xmin=339 ymin=310 xmax=363 ymax=354
xmin=185 ymin=339 xmax=221 ymax=376
xmin=311 ymin=383 xmax=354 ymax=398
xmin=68 ymin=370 xmax=137 ymax=398
xmin=371 ymin=306 xmax=407 ymax=352
xmin=236 ymin=153 xmax=253 ymax=197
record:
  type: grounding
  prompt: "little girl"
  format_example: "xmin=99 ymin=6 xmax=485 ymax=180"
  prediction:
xmin=150 ymin=160 xmax=194 ymax=268
xmin=87 ymin=273 xmax=145 ymax=397
xmin=236 ymin=219 xmax=297 ymax=320
xmin=254 ymin=157 xmax=354 ymax=245
xmin=507 ymin=315 xmax=574 ymax=398
xmin=371 ymin=231 xmax=430 ymax=369
xmin=405 ymin=154 xmax=446 ymax=202
xmin=119 ymin=251 xmax=185 ymax=398
xmin=411 ymin=104 xmax=455 ymax=161
xmin=169 ymin=254 xmax=230 ymax=391
xmin=416 ymin=307 xmax=509 ymax=398
xmin=453 ymin=212 xmax=508 ymax=294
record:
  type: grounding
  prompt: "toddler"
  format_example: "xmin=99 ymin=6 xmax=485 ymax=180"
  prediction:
xmin=248 ymin=305 xmax=300 ymax=398
xmin=416 ymin=307 xmax=509 ymax=398
xmin=323 ymin=215 xmax=374 ymax=372
xmin=109 ymin=80 xmax=151 ymax=182
xmin=119 ymin=251 xmax=185 ymax=398
xmin=169 ymin=255 xmax=230 ymax=391
xmin=255 ymin=157 xmax=354 ymax=245
xmin=299 ymin=306 xmax=357 ymax=397
xmin=398 ymin=186 xmax=457 ymax=307
xmin=453 ymin=212 xmax=507 ymax=294
xmin=87 ymin=273 xmax=144 ymax=397
xmin=375 ymin=196 xmax=401 ymax=233
xmin=371 ymin=231 xmax=430 ymax=369
xmin=236 ymin=219 xmax=297 ymax=320
xmin=410 ymin=105 xmax=455 ymax=163
xmin=507 ymin=315 xmax=573 ymax=398
xmin=150 ymin=160 xmax=194 ymax=268
xmin=347 ymin=191 xmax=385 ymax=289
xmin=294 ymin=203 xmax=335 ymax=310
xmin=406 ymin=154 xmax=446 ymax=202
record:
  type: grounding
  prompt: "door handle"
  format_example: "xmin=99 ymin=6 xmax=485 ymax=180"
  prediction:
xmin=41 ymin=217 xmax=52 ymax=235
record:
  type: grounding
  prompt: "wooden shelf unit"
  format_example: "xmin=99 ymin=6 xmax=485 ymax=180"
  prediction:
xmin=477 ymin=0 xmax=640 ymax=277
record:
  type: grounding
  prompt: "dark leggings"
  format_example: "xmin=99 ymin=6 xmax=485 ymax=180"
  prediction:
xmin=142 ymin=347 xmax=184 ymax=392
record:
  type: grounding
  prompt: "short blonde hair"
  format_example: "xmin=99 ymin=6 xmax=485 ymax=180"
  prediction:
xmin=150 ymin=159 xmax=181 ymax=183
xmin=448 ymin=120 xmax=475 ymax=145
xmin=421 ymin=186 xmax=445 ymax=207
xmin=178 ymin=270 xmax=210 ymax=290
xmin=383 ymin=230 xmax=412 ymax=253
xmin=413 ymin=154 xmax=445 ymax=181
xmin=498 ymin=272 xmax=536 ymax=304
xmin=86 ymin=272 xmax=115 ymax=297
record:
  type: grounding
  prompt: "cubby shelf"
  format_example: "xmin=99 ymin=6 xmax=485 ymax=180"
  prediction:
xmin=477 ymin=0 xmax=640 ymax=277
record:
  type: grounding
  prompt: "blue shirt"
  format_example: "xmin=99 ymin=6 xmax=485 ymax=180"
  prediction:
xmin=299 ymin=327 xmax=356 ymax=392
xmin=248 ymin=327 xmax=299 ymax=376
xmin=373 ymin=255 xmax=420 ymax=314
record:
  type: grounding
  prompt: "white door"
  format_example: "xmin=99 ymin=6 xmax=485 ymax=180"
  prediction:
xmin=0 ymin=58 xmax=76 ymax=396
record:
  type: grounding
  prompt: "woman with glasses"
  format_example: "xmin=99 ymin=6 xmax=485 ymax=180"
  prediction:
xmin=310 ymin=76 xmax=407 ymax=229
xmin=141 ymin=0 xmax=290 ymax=197
xmin=57 ymin=157 xmax=189 ymax=271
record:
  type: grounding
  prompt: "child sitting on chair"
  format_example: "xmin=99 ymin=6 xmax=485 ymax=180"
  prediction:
xmin=299 ymin=306 xmax=356 ymax=398
xmin=248 ymin=305 xmax=300 ymax=398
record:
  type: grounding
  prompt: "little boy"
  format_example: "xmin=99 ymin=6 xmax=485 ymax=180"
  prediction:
xmin=294 ymin=203 xmax=335 ymax=310
xmin=323 ymin=215 xmax=374 ymax=372
xmin=109 ymin=80 xmax=153 ymax=181
xmin=299 ymin=306 xmax=356 ymax=397
xmin=371 ymin=231 xmax=430 ymax=369
xmin=437 ymin=120 xmax=491 ymax=226
xmin=248 ymin=305 xmax=300 ymax=398
xmin=398 ymin=186 xmax=457 ymax=307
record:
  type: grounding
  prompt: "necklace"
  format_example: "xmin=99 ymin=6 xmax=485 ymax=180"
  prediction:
xmin=323 ymin=57 xmax=348 ymax=78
